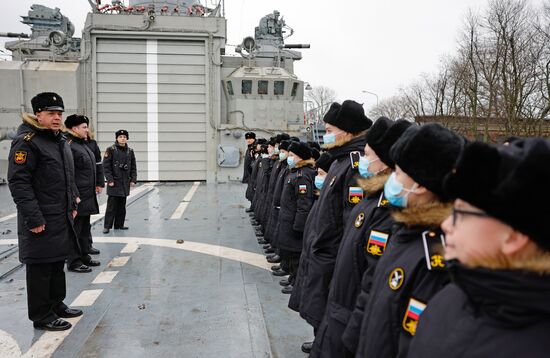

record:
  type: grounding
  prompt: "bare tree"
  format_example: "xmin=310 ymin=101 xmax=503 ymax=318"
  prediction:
xmin=305 ymin=86 xmax=337 ymax=120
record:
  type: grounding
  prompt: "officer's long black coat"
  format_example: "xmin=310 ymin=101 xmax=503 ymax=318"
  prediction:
xmin=262 ymin=155 xmax=285 ymax=241
xmin=245 ymin=156 xmax=260 ymax=202
xmin=85 ymin=138 xmax=105 ymax=189
xmin=289 ymin=134 xmax=366 ymax=329
xmin=251 ymin=156 xmax=271 ymax=217
xmin=103 ymin=143 xmax=137 ymax=197
xmin=242 ymin=143 xmax=255 ymax=183
xmin=352 ymin=203 xmax=451 ymax=358
xmin=407 ymin=263 xmax=550 ymax=358
xmin=8 ymin=114 xmax=77 ymax=264
xmin=66 ymin=131 xmax=100 ymax=216
xmin=254 ymin=156 xmax=275 ymax=225
xmin=265 ymin=162 xmax=289 ymax=247
xmin=277 ymin=159 xmax=316 ymax=253
xmin=310 ymin=175 xmax=395 ymax=358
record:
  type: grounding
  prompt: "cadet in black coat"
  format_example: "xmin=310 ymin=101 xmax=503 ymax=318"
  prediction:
xmin=8 ymin=92 xmax=82 ymax=331
xmin=64 ymin=115 xmax=101 ymax=272
xmin=242 ymin=132 xmax=256 ymax=183
xmin=408 ymin=138 xmax=550 ymax=358
xmin=102 ymin=130 xmax=137 ymax=233
xmin=289 ymin=100 xmax=372 ymax=353
xmin=254 ymin=138 xmax=277 ymax=227
xmin=263 ymin=140 xmax=291 ymax=246
xmin=85 ymin=131 xmax=104 ymax=255
xmin=277 ymin=142 xmax=316 ymax=290
xmin=245 ymin=138 xmax=266 ymax=207
xmin=311 ymin=118 xmax=412 ymax=358
xmin=351 ymin=124 xmax=464 ymax=358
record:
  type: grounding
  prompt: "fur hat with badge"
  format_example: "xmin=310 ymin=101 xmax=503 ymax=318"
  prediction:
xmin=390 ymin=123 xmax=465 ymax=201
xmin=444 ymin=137 xmax=550 ymax=251
xmin=288 ymin=141 xmax=312 ymax=161
xmin=64 ymin=114 xmax=89 ymax=129
xmin=366 ymin=118 xmax=413 ymax=169
xmin=31 ymin=92 xmax=64 ymax=113
xmin=323 ymin=100 xmax=373 ymax=134
xmin=245 ymin=132 xmax=256 ymax=139
xmin=115 ymin=129 xmax=129 ymax=139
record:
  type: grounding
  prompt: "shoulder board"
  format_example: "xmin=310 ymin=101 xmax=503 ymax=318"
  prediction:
xmin=297 ymin=169 xmax=303 ymax=177
xmin=421 ymin=230 xmax=446 ymax=271
xmin=350 ymin=151 xmax=361 ymax=171
xmin=111 ymin=144 xmax=116 ymax=150
xmin=67 ymin=139 xmax=73 ymax=145
xmin=23 ymin=132 xmax=35 ymax=142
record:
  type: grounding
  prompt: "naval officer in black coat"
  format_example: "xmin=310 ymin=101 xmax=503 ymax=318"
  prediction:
xmin=8 ymin=92 xmax=83 ymax=331
xmin=102 ymin=129 xmax=137 ymax=234
xmin=64 ymin=114 xmax=101 ymax=272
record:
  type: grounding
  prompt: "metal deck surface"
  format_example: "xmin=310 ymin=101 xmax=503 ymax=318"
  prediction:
xmin=0 ymin=183 xmax=312 ymax=357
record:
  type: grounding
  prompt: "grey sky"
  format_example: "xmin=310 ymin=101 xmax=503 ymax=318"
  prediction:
xmin=0 ymin=0 xmax=543 ymax=111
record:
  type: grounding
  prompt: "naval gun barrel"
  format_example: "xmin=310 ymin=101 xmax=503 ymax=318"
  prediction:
xmin=0 ymin=32 xmax=30 ymax=38
xmin=284 ymin=44 xmax=310 ymax=49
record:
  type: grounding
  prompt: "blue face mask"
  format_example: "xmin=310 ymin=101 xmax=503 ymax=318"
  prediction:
xmin=384 ymin=172 xmax=418 ymax=208
xmin=314 ymin=175 xmax=325 ymax=190
xmin=279 ymin=152 xmax=288 ymax=161
xmin=359 ymin=156 xmax=380 ymax=178
xmin=323 ymin=133 xmax=336 ymax=145
xmin=287 ymin=156 xmax=296 ymax=168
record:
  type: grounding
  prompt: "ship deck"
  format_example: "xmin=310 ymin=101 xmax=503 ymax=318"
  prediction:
xmin=0 ymin=182 xmax=312 ymax=358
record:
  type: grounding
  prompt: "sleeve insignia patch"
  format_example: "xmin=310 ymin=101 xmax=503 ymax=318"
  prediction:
xmin=348 ymin=186 xmax=363 ymax=204
xmin=298 ymin=184 xmax=307 ymax=194
xmin=422 ymin=231 xmax=447 ymax=271
xmin=354 ymin=212 xmax=365 ymax=228
xmin=402 ymin=298 xmax=427 ymax=336
xmin=14 ymin=151 xmax=27 ymax=164
xmin=350 ymin=151 xmax=361 ymax=170
xmin=365 ymin=230 xmax=389 ymax=256
xmin=388 ymin=267 xmax=405 ymax=291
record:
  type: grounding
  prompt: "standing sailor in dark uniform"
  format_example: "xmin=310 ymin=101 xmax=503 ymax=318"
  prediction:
xmin=102 ymin=129 xmax=137 ymax=234
xmin=85 ymin=128 xmax=104 ymax=255
xmin=8 ymin=92 xmax=83 ymax=331
xmin=64 ymin=114 xmax=101 ymax=273
xmin=242 ymin=131 xmax=256 ymax=184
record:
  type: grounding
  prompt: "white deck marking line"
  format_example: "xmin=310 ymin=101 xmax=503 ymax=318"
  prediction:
xmin=108 ymin=256 xmax=130 ymax=267
xmin=70 ymin=289 xmax=103 ymax=307
xmin=170 ymin=182 xmax=201 ymax=220
xmin=92 ymin=271 xmax=119 ymax=284
xmin=121 ymin=243 xmax=139 ymax=253
xmin=90 ymin=183 xmax=156 ymax=225
xmin=0 ymin=213 xmax=17 ymax=223
xmin=22 ymin=316 xmax=82 ymax=358
xmin=0 ymin=237 xmax=272 ymax=271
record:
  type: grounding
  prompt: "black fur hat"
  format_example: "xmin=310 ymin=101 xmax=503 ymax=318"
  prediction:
xmin=279 ymin=140 xmax=291 ymax=151
xmin=444 ymin=138 xmax=550 ymax=251
xmin=276 ymin=133 xmax=290 ymax=143
xmin=64 ymin=114 xmax=89 ymax=129
xmin=390 ymin=123 xmax=464 ymax=201
xmin=256 ymin=138 xmax=267 ymax=145
xmin=115 ymin=129 xmax=129 ymax=139
xmin=288 ymin=141 xmax=312 ymax=161
xmin=307 ymin=141 xmax=321 ymax=151
xmin=31 ymin=92 xmax=64 ymax=113
xmin=245 ymin=132 xmax=256 ymax=139
xmin=311 ymin=148 xmax=321 ymax=160
xmin=316 ymin=152 xmax=334 ymax=173
xmin=367 ymin=118 xmax=413 ymax=168
xmin=268 ymin=137 xmax=277 ymax=147
xmin=323 ymin=100 xmax=373 ymax=134
xmin=289 ymin=136 xmax=301 ymax=143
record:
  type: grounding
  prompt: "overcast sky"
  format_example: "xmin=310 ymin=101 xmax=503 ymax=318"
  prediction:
xmin=0 ymin=0 xmax=545 ymax=111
